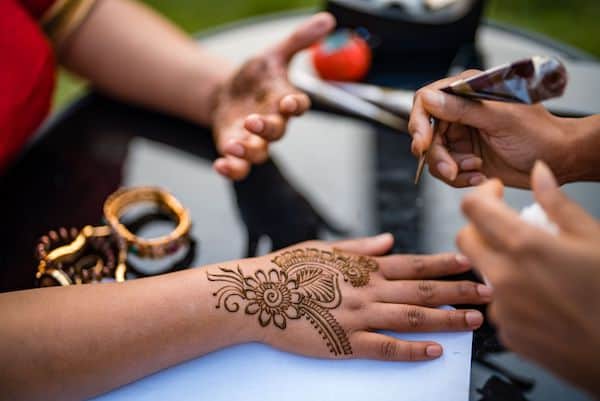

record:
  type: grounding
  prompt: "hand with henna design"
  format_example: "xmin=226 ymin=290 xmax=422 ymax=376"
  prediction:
xmin=1 ymin=234 xmax=491 ymax=400
xmin=211 ymin=12 xmax=335 ymax=180
xmin=208 ymin=234 xmax=491 ymax=361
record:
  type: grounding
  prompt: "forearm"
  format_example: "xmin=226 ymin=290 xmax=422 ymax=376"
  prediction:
xmin=0 ymin=265 xmax=253 ymax=401
xmin=561 ymin=114 xmax=600 ymax=183
xmin=59 ymin=0 xmax=234 ymax=126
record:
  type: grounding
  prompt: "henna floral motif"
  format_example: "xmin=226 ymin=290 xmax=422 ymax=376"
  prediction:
xmin=244 ymin=269 xmax=301 ymax=329
xmin=207 ymin=248 xmax=379 ymax=356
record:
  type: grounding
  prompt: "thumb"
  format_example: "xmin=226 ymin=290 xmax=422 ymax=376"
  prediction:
xmin=269 ymin=12 xmax=336 ymax=63
xmin=532 ymin=160 xmax=593 ymax=235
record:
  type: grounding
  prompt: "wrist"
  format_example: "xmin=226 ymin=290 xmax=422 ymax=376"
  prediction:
xmin=183 ymin=58 xmax=234 ymax=127
xmin=202 ymin=258 xmax=268 ymax=346
xmin=557 ymin=115 xmax=600 ymax=184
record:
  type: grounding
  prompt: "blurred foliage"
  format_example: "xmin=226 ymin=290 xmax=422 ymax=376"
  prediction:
xmin=54 ymin=0 xmax=600 ymax=110
xmin=487 ymin=0 xmax=600 ymax=57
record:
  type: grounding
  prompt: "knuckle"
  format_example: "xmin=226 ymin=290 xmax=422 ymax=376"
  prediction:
xmin=441 ymin=253 xmax=457 ymax=272
xmin=345 ymin=296 xmax=365 ymax=313
xmin=417 ymin=280 xmax=436 ymax=303
xmin=411 ymin=256 xmax=426 ymax=277
xmin=504 ymin=231 xmax=534 ymax=253
xmin=380 ymin=340 xmax=402 ymax=361
xmin=406 ymin=307 xmax=426 ymax=328
xmin=449 ymin=311 xmax=467 ymax=328
xmin=457 ymin=281 xmax=478 ymax=297
xmin=407 ymin=343 xmax=418 ymax=361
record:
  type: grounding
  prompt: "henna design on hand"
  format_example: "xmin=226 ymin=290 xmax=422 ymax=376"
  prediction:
xmin=207 ymin=248 xmax=379 ymax=356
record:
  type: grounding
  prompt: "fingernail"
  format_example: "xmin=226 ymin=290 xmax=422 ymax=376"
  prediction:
xmin=282 ymin=97 xmax=298 ymax=113
xmin=426 ymin=344 xmax=443 ymax=357
xmin=437 ymin=162 xmax=454 ymax=180
xmin=376 ymin=232 xmax=393 ymax=242
xmin=247 ymin=116 xmax=264 ymax=133
xmin=477 ymin=284 xmax=493 ymax=298
xmin=227 ymin=142 xmax=245 ymax=157
xmin=469 ymin=174 xmax=485 ymax=186
xmin=455 ymin=254 xmax=470 ymax=266
xmin=422 ymin=90 xmax=445 ymax=109
xmin=411 ymin=139 xmax=421 ymax=157
xmin=214 ymin=161 xmax=229 ymax=175
xmin=533 ymin=160 xmax=558 ymax=192
xmin=465 ymin=311 xmax=483 ymax=327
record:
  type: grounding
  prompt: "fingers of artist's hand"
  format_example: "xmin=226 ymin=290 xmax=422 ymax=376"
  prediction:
xmin=352 ymin=332 xmax=443 ymax=361
xmin=213 ymin=155 xmax=251 ymax=181
xmin=409 ymin=70 xmax=481 ymax=156
xmin=460 ymin=179 xmax=552 ymax=253
xmin=456 ymin=225 xmax=514 ymax=285
xmin=424 ymin=126 xmax=460 ymax=183
xmin=531 ymin=161 xmax=600 ymax=237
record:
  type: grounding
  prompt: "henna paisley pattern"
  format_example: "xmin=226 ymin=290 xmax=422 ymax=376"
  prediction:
xmin=273 ymin=248 xmax=378 ymax=287
xmin=207 ymin=248 xmax=379 ymax=356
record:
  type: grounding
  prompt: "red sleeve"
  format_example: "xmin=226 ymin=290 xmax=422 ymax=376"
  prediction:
xmin=0 ymin=0 xmax=56 ymax=172
xmin=19 ymin=0 xmax=56 ymax=19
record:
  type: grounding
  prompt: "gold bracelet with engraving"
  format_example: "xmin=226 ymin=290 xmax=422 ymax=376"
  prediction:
xmin=103 ymin=187 xmax=192 ymax=259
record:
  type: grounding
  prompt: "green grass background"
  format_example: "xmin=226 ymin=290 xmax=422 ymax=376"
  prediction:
xmin=54 ymin=0 xmax=600 ymax=109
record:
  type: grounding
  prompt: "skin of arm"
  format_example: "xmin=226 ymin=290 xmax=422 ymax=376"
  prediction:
xmin=0 ymin=234 xmax=491 ymax=401
xmin=59 ymin=0 xmax=335 ymax=180
xmin=456 ymin=161 xmax=600 ymax=397
xmin=408 ymin=70 xmax=600 ymax=188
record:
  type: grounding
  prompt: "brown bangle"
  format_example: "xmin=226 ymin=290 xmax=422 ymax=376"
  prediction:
xmin=103 ymin=187 xmax=192 ymax=259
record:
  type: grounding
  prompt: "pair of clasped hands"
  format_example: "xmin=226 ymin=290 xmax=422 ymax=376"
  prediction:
xmin=213 ymin=12 xmax=600 ymax=395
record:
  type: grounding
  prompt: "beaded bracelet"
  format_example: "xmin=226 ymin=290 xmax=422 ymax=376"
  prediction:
xmin=35 ymin=225 xmax=126 ymax=286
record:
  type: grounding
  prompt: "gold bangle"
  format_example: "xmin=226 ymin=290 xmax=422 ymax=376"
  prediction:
xmin=41 ymin=0 xmax=98 ymax=46
xmin=103 ymin=187 xmax=191 ymax=259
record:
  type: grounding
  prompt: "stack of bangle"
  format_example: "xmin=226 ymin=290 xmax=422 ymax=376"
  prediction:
xmin=35 ymin=187 xmax=193 ymax=286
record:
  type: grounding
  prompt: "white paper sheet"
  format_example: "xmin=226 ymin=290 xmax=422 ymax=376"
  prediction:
xmin=93 ymin=330 xmax=472 ymax=401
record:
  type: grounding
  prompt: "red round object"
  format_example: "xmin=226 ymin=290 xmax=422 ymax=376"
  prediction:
xmin=311 ymin=30 xmax=371 ymax=82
